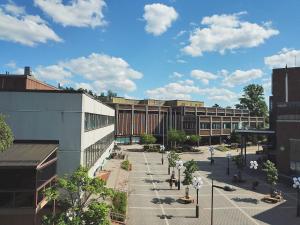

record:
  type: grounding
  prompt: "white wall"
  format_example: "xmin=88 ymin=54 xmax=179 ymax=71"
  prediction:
xmin=0 ymin=92 xmax=115 ymax=177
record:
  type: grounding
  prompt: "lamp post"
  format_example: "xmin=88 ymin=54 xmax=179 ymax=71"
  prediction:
xmin=209 ymin=146 xmax=215 ymax=165
xmin=192 ymin=176 xmax=203 ymax=218
xmin=226 ymin=152 xmax=231 ymax=175
xmin=292 ymin=177 xmax=300 ymax=217
xmin=176 ymin=160 xmax=184 ymax=190
xmin=250 ymin=160 xmax=259 ymax=190
xmin=160 ymin=145 xmax=165 ymax=165
xmin=166 ymin=151 xmax=170 ymax=175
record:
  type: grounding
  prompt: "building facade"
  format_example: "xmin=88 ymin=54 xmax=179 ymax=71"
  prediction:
xmin=105 ymin=97 xmax=265 ymax=144
xmin=270 ymin=66 xmax=300 ymax=175
xmin=0 ymin=90 xmax=115 ymax=177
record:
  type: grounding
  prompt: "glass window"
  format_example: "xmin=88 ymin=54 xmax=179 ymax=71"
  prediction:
xmin=212 ymin=123 xmax=221 ymax=129
xmin=84 ymin=113 xmax=115 ymax=132
xmin=200 ymin=123 xmax=210 ymax=129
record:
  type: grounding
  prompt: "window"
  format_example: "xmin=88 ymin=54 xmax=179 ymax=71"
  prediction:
xmin=232 ymin=123 xmax=239 ymax=129
xmin=212 ymin=123 xmax=221 ymax=129
xmin=200 ymin=123 xmax=210 ymax=129
xmin=84 ymin=113 xmax=114 ymax=132
xmin=83 ymin=132 xmax=114 ymax=168
xmin=223 ymin=123 xmax=231 ymax=129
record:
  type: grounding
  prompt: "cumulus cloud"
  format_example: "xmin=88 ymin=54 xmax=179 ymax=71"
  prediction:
xmin=0 ymin=2 xmax=62 ymax=46
xmin=191 ymin=69 xmax=218 ymax=85
xmin=182 ymin=12 xmax=279 ymax=56
xmin=143 ymin=3 xmax=178 ymax=36
xmin=146 ymin=79 xmax=239 ymax=103
xmin=169 ymin=72 xmax=184 ymax=79
xmin=34 ymin=0 xmax=107 ymax=28
xmin=264 ymin=48 xmax=300 ymax=68
xmin=222 ymin=69 xmax=263 ymax=87
xmin=34 ymin=53 xmax=143 ymax=93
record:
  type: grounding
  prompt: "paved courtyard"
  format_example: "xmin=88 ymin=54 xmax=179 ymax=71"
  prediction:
xmin=125 ymin=146 xmax=300 ymax=225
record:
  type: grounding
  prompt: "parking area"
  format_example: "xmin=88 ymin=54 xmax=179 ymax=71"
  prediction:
xmin=126 ymin=147 xmax=300 ymax=225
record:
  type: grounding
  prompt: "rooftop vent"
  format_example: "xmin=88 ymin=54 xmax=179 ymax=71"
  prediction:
xmin=24 ymin=66 xmax=31 ymax=76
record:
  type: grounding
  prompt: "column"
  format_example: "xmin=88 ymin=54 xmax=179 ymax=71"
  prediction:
xmin=145 ymin=105 xmax=148 ymax=134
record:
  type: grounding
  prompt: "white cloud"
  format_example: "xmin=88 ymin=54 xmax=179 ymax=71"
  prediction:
xmin=34 ymin=0 xmax=107 ymax=28
xmin=146 ymin=79 xmax=239 ymax=103
xmin=191 ymin=69 xmax=218 ymax=85
xmin=143 ymin=3 xmax=178 ymax=36
xmin=222 ymin=69 xmax=263 ymax=87
xmin=34 ymin=53 xmax=143 ymax=93
xmin=0 ymin=3 xmax=62 ymax=46
xmin=5 ymin=60 xmax=16 ymax=69
xmin=174 ymin=30 xmax=186 ymax=39
xmin=262 ymin=78 xmax=271 ymax=93
xmin=176 ymin=59 xmax=187 ymax=63
xmin=169 ymin=72 xmax=184 ymax=79
xmin=264 ymin=48 xmax=300 ymax=68
xmin=183 ymin=12 xmax=279 ymax=56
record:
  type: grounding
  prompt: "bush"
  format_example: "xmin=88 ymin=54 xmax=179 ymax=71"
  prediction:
xmin=143 ymin=144 xmax=160 ymax=152
xmin=112 ymin=191 xmax=127 ymax=221
xmin=140 ymin=134 xmax=156 ymax=144
xmin=121 ymin=160 xmax=131 ymax=171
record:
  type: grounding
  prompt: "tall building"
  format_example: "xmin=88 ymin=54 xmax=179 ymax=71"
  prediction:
xmin=104 ymin=97 xmax=265 ymax=144
xmin=0 ymin=67 xmax=58 ymax=91
xmin=270 ymin=66 xmax=300 ymax=175
xmin=0 ymin=90 xmax=115 ymax=177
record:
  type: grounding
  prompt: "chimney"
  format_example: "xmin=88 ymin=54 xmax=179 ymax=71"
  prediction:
xmin=24 ymin=66 xmax=31 ymax=76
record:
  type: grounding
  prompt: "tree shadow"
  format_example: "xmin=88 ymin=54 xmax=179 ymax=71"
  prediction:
xmin=231 ymin=197 xmax=259 ymax=204
xmin=144 ymin=179 xmax=164 ymax=184
xmin=157 ymin=214 xmax=173 ymax=219
xmin=151 ymin=197 xmax=176 ymax=205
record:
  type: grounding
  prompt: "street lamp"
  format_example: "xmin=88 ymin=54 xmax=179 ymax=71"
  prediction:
xmin=192 ymin=176 xmax=203 ymax=218
xmin=176 ymin=160 xmax=184 ymax=190
xmin=250 ymin=160 xmax=259 ymax=190
xmin=226 ymin=152 xmax=231 ymax=175
xmin=209 ymin=146 xmax=215 ymax=165
xmin=166 ymin=151 xmax=170 ymax=175
xmin=292 ymin=177 xmax=300 ymax=217
xmin=160 ymin=145 xmax=165 ymax=165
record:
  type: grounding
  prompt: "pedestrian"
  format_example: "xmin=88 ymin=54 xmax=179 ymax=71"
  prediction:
xmin=169 ymin=177 xmax=173 ymax=189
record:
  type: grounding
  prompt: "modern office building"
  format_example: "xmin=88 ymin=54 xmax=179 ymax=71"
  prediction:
xmin=0 ymin=90 xmax=115 ymax=177
xmin=270 ymin=66 xmax=300 ymax=175
xmin=0 ymin=141 xmax=58 ymax=225
xmin=104 ymin=97 xmax=265 ymax=144
xmin=0 ymin=67 xmax=58 ymax=91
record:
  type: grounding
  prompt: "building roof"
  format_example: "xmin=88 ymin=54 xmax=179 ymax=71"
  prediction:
xmin=0 ymin=141 xmax=58 ymax=167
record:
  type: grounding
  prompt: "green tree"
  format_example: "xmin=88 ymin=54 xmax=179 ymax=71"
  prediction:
xmin=238 ymin=84 xmax=268 ymax=118
xmin=230 ymin=131 xmax=241 ymax=143
xmin=42 ymin=166 xmax=113 ymax=225
xmin=232 ymin=154 xmax=244 ymax=181
xmin=167 ymin=151 xmax=180 ymax=171
xmin=182 ymin=160 xmax=198 ymax=185
xmin=0 ymin=115 xmax=13 ymax=152
xmin=188 ymin=135 xmax=200 ymax=146
xmin=262 ymin=160 xmax=278 ymax=195
xmin=140 ymin=134 xmax=156 ymax=145
xmin=212 ymin=103 xmax=221 ymax=108
xmin=168 ymin=129 xmax=186 ymax=148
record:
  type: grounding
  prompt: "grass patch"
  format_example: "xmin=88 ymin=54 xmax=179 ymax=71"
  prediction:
xmin=215 ymin=145 xmax=231 ymax=152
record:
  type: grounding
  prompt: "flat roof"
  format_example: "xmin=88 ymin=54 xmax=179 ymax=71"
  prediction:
xmin=0 ymin=141 xmax=58 ymax=167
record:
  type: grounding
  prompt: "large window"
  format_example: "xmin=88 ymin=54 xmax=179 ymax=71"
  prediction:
xmin=212 ymin=123 xmax=221 ymax=129
xmin=223 ymin=123 xmax=231 ymax=129
xmin=200 ymin=123 xmax=210 ymax=129
xmin=84 ymin=132 xmax=114 ymax=168
xmin=84 ymin=113 xmax=114 ymax=132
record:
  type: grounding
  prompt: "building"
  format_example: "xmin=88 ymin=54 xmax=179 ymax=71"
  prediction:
xmin=0 ymin=90 xmax=115 ymax=177
xmin=0 ymin=67 xmax=58 ymax=91
xmin=104 ymin=97 xmax=265 ymax=144
xmin=0 ymin=141 xmax=58 ymax=225
xmin=270 ymin=66 xmax=300 ymax=175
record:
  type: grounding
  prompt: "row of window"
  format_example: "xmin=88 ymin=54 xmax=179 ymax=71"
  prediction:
xmin=199 ymin=122 xmax=239 ymax=130
xmin=83 ymin=132 xmax=114 ymax=168
xmin=290 ymin=161 xmax=300 ymax=172
xmin=84 ymin=113 xmax=114 ymax=132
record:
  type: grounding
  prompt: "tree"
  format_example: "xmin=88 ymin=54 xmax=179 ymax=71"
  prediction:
xmin=188 ymin=135 xmax=201 ymax=146
xmin=42 ymin=166 xmax=113 ymax=225
xmin=140 ymin=134 xmax=156 ymax=145
xmin=168 ymin=129 xmax=186 ymax=148
xmin=262 ymin=160 xmax=278 ymax=195
xmin=182 ymin=160 xmax=198 ymax=185
xmin=238 ymin=84 xmax=268 ymax=118
xmin=232 ymin=155 xmax=244 ymax=181
xmin=0 ymin=114 xmax=13 ymax=152
xmin=212 ymin=103 xmax=221 ymax=108
xmin=167 ymin=151 xmax=180 ymax=171
xmin=230 ymin=131 xmax=241 ymax=143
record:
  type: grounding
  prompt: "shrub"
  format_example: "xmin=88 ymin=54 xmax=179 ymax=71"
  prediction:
xmin=112 ymin=191 xmax=127 ymax=221
xmin=215 ymin=145 xmax=231 ymax=152
xmin=183 ymin=160 xmax=198 ymax=185
xmin=121 ymin=160 xmax=130 ymax=171
xmin=143 ymin=144 xmax=160 ymax=152
xmin=140 ymin=134 xmax=157 ymax=144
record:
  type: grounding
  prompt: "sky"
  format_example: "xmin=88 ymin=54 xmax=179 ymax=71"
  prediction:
xmin=1 ymin=0 xmax=300 ymax=107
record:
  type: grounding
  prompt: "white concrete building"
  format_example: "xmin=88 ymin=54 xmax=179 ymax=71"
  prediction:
xmin=0 ymin=90 xmax=115 ymax=177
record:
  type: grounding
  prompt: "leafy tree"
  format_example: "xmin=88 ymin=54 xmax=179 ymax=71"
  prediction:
xmin=168 ymin=129 xmax=186 ymax=148
xmin=0 ymin=114 xmax=13 ymax=152
xmin=188 ymin=135 xmax=201 ymax=146
xmin=182 ymin=160 xmax=198 ymax=185
xmin=212 ymin=104 xmax=221 ymax=108
xmin=232 ymin=154 xmax=244 ymax=181
xmin=262 ymin=160 xmax=278 ymax=194
xmin=167 ymin=151 xmax=180 ymax=171
xmin=230 ymin=131 xmax=241 ymax=143
xmin=42 ymin=166 xmax=113 ymax=225
xmin=140 ymin=134 xmax=156 ymax=145
xmin=238 ymin=84 xmax=268 ymax=118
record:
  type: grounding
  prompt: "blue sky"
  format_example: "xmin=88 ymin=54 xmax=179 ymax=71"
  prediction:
xmin=1 ymin=0 xmax=300 ymax=107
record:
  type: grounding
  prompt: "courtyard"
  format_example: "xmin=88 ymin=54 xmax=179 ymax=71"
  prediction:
xmin=124 ymin=146 xmax=300 ymax=225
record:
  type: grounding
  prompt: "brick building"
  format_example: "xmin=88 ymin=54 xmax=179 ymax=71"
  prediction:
xmin=270 ymin=66 xmax=300 ymax=175
xmin=105 ymin=97 xmax=265 ymax=144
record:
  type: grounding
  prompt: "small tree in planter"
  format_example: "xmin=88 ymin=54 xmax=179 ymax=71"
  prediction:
xmin=167 ymin=150 xmax=180 ymax=174
xmin=0 ymin=114 xmax=14 ymax=152
xmin=188 ymin=135 xmax=201 ymax=146
xmin=262 ymin=160 xmax=278 ymax=196
xmin=140 ymin=134 xmax=156 ymax=145
xmin=232 ymin=154 xmax=244 ymax=182
xmin=168 ymin=129 xmax=186 ymax=148
xmin=182 ymin=160 xmax=198 ymax=198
